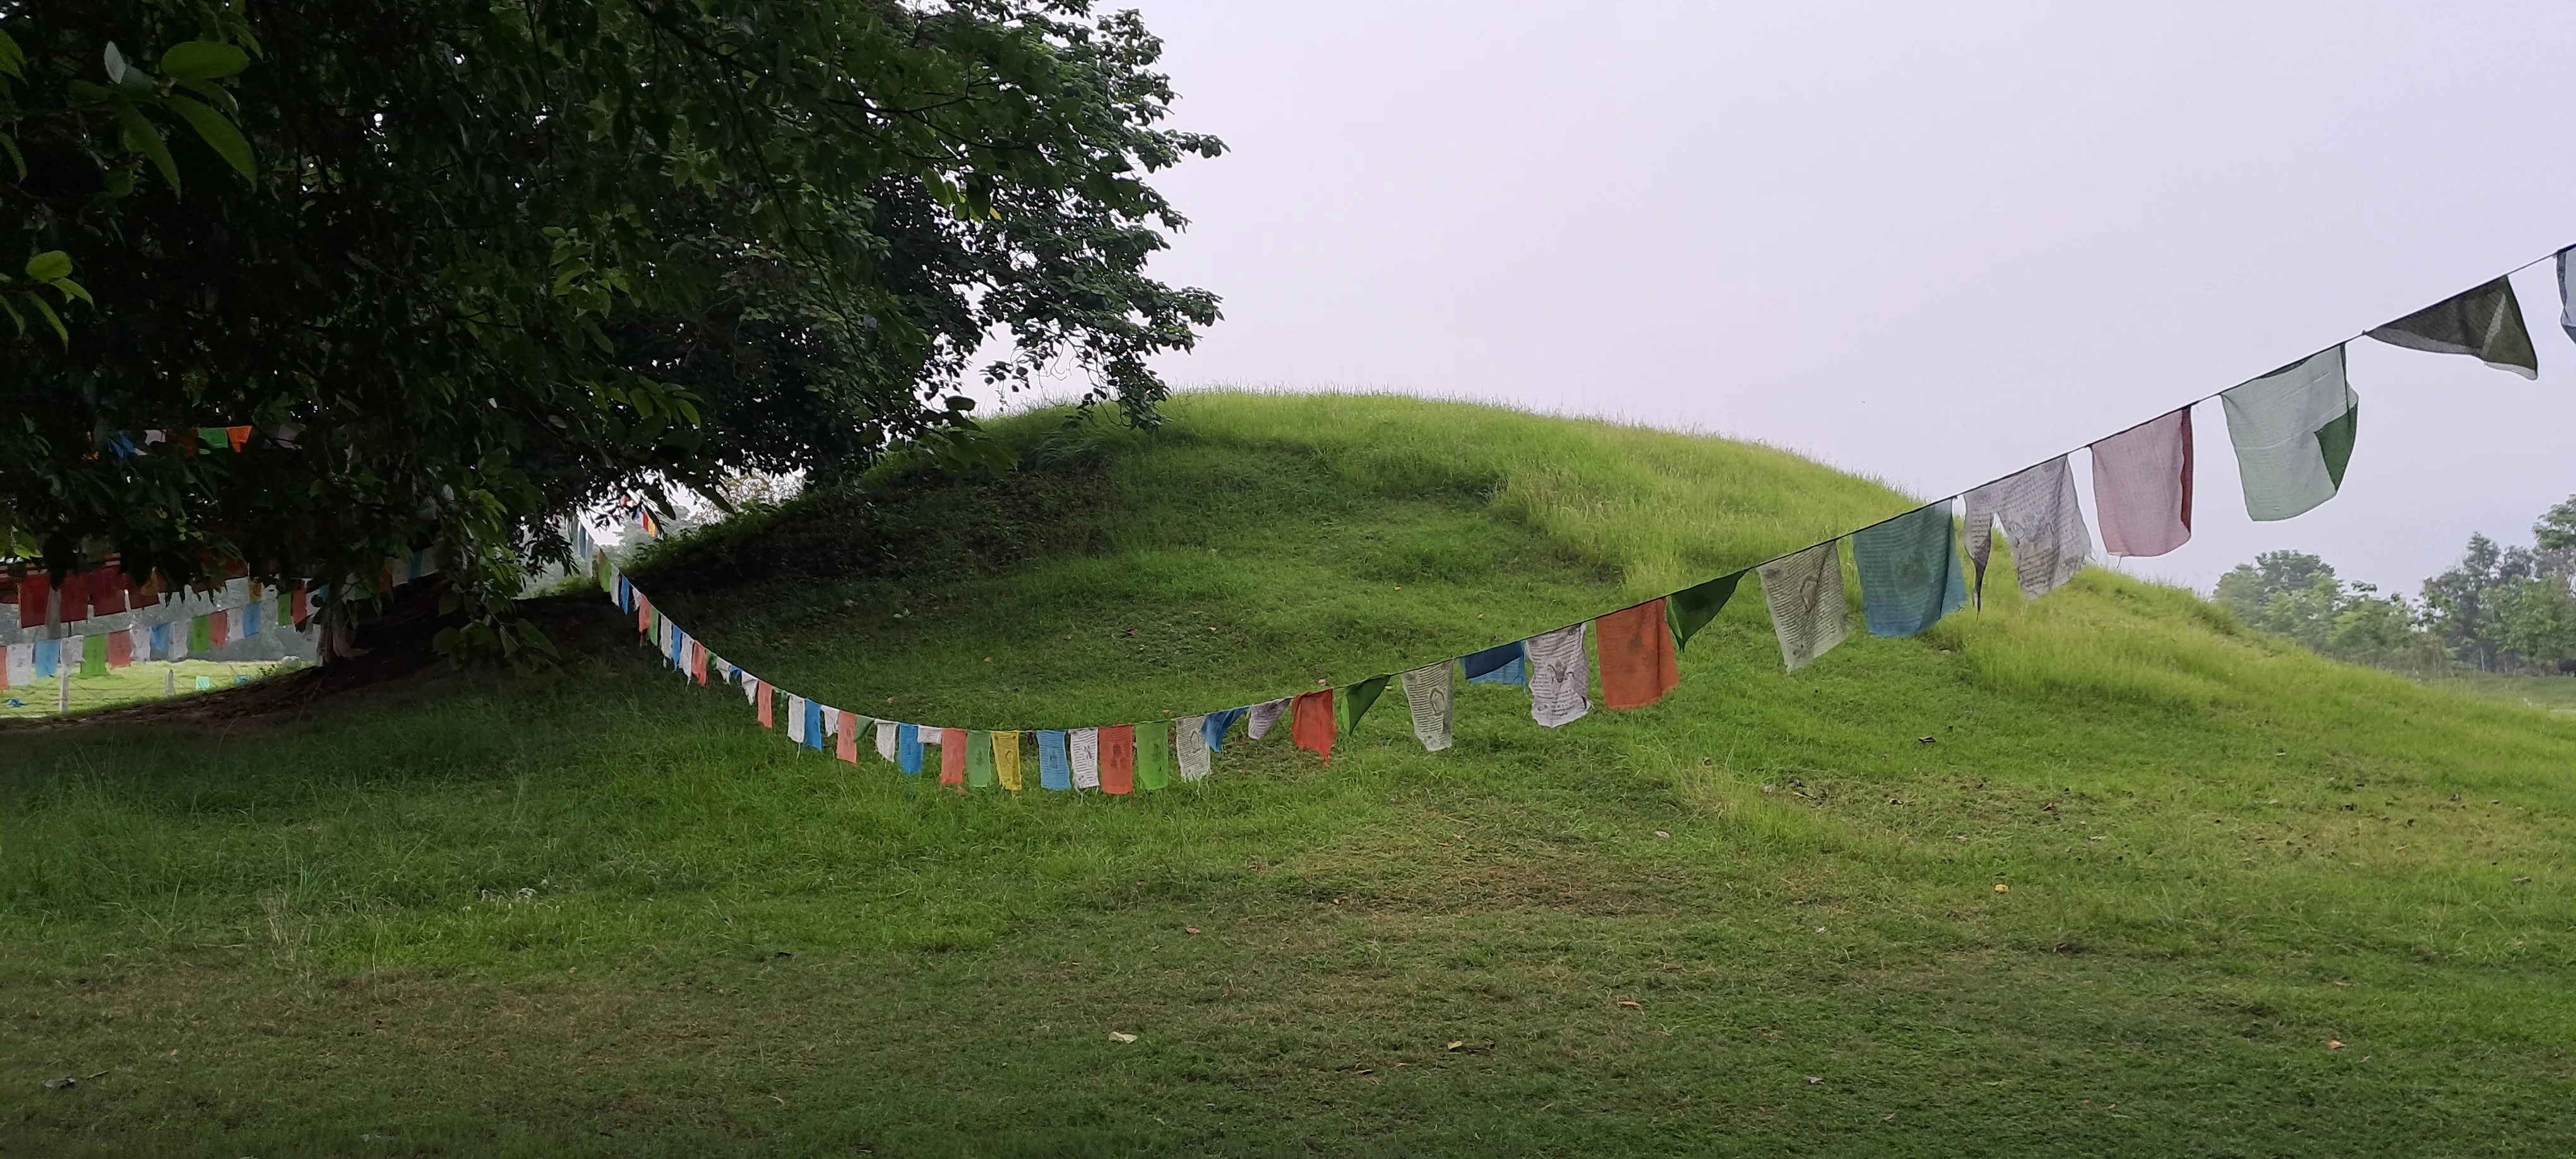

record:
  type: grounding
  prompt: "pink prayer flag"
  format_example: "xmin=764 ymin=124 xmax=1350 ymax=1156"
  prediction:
xmin=2090 ymin=407 xmax=2193 ymax=557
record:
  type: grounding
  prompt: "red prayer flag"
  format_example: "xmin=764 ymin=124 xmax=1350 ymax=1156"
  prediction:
xmin=1595 ymin=597 xmax=1681 ymax=710
xmin=837 ymin=710 xmax=861 ymax=764
xmin=87 ymin=569 xmax=128 ymax=615
xmin=636 ymin=598 xmax=652 ymax=635
xmin=291 ymin=583 xmax=309 ymax=627
xmin=17 ymin=571 xmax=48 ymax=624
xmin=688 ymin=640 xmax=708 ymax=685
xmin=226 ymin=425 xmax=253 ymax=451
xmin=756 ymin=681 xmax=774 ymax=728
xmin=106 ymin=629 xmax=132 ymax=669
xmin=940 ymin=727 xmax=970 ymax=790
xmin=1097 ymin=725 xmax=1136 ymax=793
xmin=1291 ymin=690 xmax=1335 ymax=765
xmin=210 ymin=608 xmax=230 ymax=647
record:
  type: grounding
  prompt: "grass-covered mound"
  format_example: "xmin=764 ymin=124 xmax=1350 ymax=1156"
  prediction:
xmin=6 ymin=393 xmax=2574 ymax=1157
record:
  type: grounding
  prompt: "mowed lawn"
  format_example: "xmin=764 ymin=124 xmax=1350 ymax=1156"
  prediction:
xmin=6 ymin=394 xmax=2574 ymax=1156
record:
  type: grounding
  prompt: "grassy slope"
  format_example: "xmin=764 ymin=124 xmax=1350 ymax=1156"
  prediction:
xmin=5 ymin=393 xmax=2573 ymax=1157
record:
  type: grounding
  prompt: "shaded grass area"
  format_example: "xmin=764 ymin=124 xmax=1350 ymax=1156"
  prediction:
xmin=6 ymin=394 xmax=2575 ymax=1156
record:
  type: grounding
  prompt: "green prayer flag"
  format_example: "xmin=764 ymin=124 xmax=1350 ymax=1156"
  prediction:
xmin=189 ymin=614 xmax=213 ymax=653
xmin=80 ymin=634 xmax=107 ymax=677
xmin=1134 ymin=720 xmax=1174 ymax=791
xmin=1341 ymin=674 xmax=1392 ymax=735
xmin=2317 ymin=402 xmax=2358 ymax=489
xmin=965 ymin=730 xmax=998 ymax=789
xmin=1665 ymin=571 xmax=1745 ymax=652
xmin=199 ymin=427 xmax=228 ymax=452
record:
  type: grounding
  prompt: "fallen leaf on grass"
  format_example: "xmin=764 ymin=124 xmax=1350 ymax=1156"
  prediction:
xmin=1446 ymin=1041 xmax=1465 ymax=1051
xmin=1806 ymin=1076 xmax=1823 ymax=1085
xmin=1109 ymin=1031 xmax=1137 ymax=1043
xmin=1993 ymin=883 xmax=2010 ymax=894
xmin=1617 ymin=1001 xmax=1643 ymax=1010
xmin=2327 ymin=1040 xmax=2344 ymax=1050
xmin=42 ymin=1077 xmax=75 ymax=1090
xmin=1184 ymin=927 xmax=1201 ymax=935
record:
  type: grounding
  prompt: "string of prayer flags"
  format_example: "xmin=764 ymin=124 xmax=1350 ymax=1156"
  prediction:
xmin=939 ymin=727 xmax=969 ymax=790
xmin=1525 ymin=623 xmax=1591 ymax=727
xmin=1135 ymin=720 xmax=1174 ymax=792
xmin=1070 ymin=727 xmax=1102 ymax=789
xmin=2090 ymin=408 xmax=2194 ymax=557
xmin=1038 ymin=729 xmax=1073 ymax=790
xmin=1174 ymin=718 xmax=1212 ymax=781
xmin=2366 ymin=276 xmax=2537 ymax=379
xmin=1291 ymin=689 xmax=1335 ymax=763
xmin=1595 ymin=598 xmax=1679 ymax=710
xmin=1342 ymin=674 xmax=1391 ymax=735
xmin=1664 ymin=571 xmax=1743 ymax=653
xmin=1963 ymin=456 xmax=2092 ymax=605
xmin=995 ymin=730 xmax=1025 ymax=789
xmin=1854 ymin=501 xmax=1968 ymax=638
xmin=1098 ymin=724 xmax=1136 ymax=793
xmin=1203 ymin=706 xmax=1248 ymax=752
xmin=1247 ymin=698 xmax=1289 ymax=740
xmin=1759 ymin=542 xmax=1847 ymax=672
xmin=1462 ymin=640 xmax=1527 ymax=685
xmin=2222 ymin=346 xmax=2359 ymax=521
xmin=966 ymin=730 xmax=998 ymax=790
xmin=1400 ymin=660 xmax=1455 ymax=752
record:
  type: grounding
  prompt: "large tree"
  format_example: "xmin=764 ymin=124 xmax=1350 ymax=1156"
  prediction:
xmin=2 ymin=0 xmax=1220 ymax=658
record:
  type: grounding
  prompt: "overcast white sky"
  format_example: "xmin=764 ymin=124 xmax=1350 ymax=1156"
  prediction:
xmin=1035 ymin=1 xmax=2576 ymax=594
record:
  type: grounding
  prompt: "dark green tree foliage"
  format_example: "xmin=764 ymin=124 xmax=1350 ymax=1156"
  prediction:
xmin=2213 ymin=550 xmax=2447 ymax=676
xmin=2 ymin=0 xmax=1220 ymax=657
xmin=2421 ymin=533 xmax=2536 ymax=672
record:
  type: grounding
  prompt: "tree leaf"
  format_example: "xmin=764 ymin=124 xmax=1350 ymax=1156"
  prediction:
xmin=160 ymin=40 xmax=251 ymax=81
xmin=28 ymin=294 xmax=67 ymax=345
xmin=23 ymin=251 xmax=71 ymax=282
xmin=0 ymin=132 xmax=23 ymax=181
xmin=109 ymin=102 xmax=182 ymax=193
xmin=0 ymin=28 xmax=24 ymax=80
xmin=51 ymin=278 xmax=93 ymax=305
xmin=165 ymin=96 xmax=256 ymax=182
xmin=104 ymin=41 xmax=130 ymax=85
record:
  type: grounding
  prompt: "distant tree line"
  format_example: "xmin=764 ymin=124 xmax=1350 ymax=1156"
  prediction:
xmin=2214 ymin=496 xmax=2576 ymax=676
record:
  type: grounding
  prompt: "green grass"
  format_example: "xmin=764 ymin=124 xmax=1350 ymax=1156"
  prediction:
xmin=5 ymin=393 xmax=2573 ymax=1156
xmin=1 ymin=658 xmax=286 ymax=720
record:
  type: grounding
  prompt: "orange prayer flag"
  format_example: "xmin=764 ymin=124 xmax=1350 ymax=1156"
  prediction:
xmin=106 ymin=629 xmax=132 ymax=669
xmin=756 ymin=681 xmax=774 ymax=728
xmin=226 ymin=425 xmax=252 ymax=451
xmin=210 ymin=607 xmax=230 ymax=647
xmin=1595 ymin=597 xmax=1680 ymax=710
xmin=940 ymin=727 xmax=969 ymax=790
xmin=1291 ymin=689 xmax=1335 ymax=765
xmin=836 ymin=710 xmax=861 ymax=764
xmin=1097 ymin=724 xmax=1136 ymax=793
xmin=688 ymin=640 xmax=708 ymax=685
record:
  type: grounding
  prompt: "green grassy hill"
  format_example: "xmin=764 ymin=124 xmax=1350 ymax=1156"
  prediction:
xmin=7 ymin=393 xmax=2574 ymax=1157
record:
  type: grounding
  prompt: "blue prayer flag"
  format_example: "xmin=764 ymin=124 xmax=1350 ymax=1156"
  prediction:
xmin=1036 ymin=729 xmax=1073 ymax=790
xmin=1852 ymin=501 xmax=1968 ymax=638
xmin=1462 ymin=641 xmax=1528 ymax=685
xmin=805 ymin=698 xmax=825 ymax=750
xmin=898 ymin=723 xmax=924 ymax=775
xmin=1202 ymin=707 xmax=1249 ymax=753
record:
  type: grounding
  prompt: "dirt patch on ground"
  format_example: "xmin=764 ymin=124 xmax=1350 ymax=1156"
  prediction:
xmin=0 ymin=587 xmax=631 ymax=735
